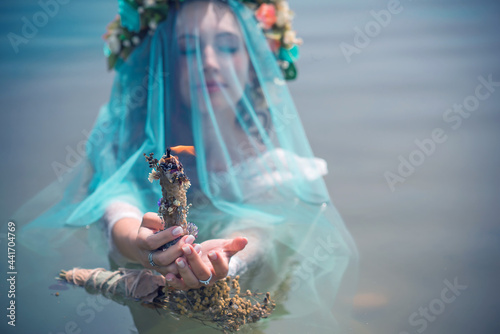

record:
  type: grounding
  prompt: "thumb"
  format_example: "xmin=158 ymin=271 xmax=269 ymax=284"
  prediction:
xmin=229 ymin=237 xmax=248 ymax=252
xmin=141 ymin=212 xmax=163 ymax=232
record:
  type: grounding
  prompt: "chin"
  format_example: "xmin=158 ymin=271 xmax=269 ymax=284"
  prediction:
xmin=200 ymin=94 xmax=236 ymax=114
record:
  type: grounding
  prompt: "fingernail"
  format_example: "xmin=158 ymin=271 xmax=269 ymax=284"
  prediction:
xmin=208 ymin=251 xmax=217 ymax=260
xmin=166 ymin=274 xmax=174 ymax=282
xmin=194 ymin=244 xmax=202 ymax=254
xmin=185 ymin=235 xmax=195 ymax=244
xmin=182 ymin=245 xmax=192 ymax=255
xmin=172 ymin=226 xmax=183 ymax=236
xmin=177 ymin=259 xmax=186 ymax=268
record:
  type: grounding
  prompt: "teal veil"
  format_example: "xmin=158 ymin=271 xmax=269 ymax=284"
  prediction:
xmin=19 ymin=0 xmax=358 ymax=332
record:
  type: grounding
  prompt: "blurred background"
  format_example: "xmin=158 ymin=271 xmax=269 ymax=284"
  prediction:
xmin=1 ymin=0 xmax=500 ymax=333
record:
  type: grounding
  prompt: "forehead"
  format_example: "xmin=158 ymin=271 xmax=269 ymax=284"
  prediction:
xmin=176 ymin=1 xmax=241 ymax=35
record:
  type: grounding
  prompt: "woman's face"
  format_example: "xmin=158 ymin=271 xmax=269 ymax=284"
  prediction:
xmin=176 ymin=1 xmax=250 ymax=114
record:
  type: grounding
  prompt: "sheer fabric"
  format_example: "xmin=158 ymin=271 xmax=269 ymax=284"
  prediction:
xmin=19 ymin=0 xmax=358 ymax=332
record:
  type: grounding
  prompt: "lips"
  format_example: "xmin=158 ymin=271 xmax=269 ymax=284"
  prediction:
xmin=198 ymin=81 xmax=226 ymax=93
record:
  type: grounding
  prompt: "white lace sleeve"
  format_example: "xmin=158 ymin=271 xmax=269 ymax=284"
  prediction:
xmin=103 ymin=201 xmax=143 ymax=265
xmin=210 ymin=148 xmax=328 ymax=201
xmin=227 ymin=256 xmax=248 ymax=277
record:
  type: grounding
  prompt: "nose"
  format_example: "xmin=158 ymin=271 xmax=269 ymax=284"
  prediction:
xmin=202 ymin=45 xmax=220 ymax=73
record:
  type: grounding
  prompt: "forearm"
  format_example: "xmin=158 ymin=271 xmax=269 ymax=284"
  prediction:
xmin=111 ymin=217 xmax=142 ymax=263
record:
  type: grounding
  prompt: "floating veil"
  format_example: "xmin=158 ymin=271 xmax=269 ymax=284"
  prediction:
xmin=18 ymin=0 xmax=358 ymax=332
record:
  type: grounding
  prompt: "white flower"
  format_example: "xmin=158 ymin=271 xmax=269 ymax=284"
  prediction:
xmin=173 ymin=200 xmax=181 ymax=206
xmin=274 ymin=77 xmax=286 ymax=86
xmin=283 ymin=30 xmax=297 ymax=45
xmin=123 ymin=39 xmax=131 ymax=48
xmin=107 ymin=35 xmax=121 ymax=54
xmin=276 ymin=1 xmax=290 ymax=12
xmin=148 ymin=169 xmax=159 ymax=183
xmin=167 ymin=207 xmax=174 ymax=214
xmin=148 ymin=21 xmax=158 ymax=30
xmin=137 ymin=6 xmax=144 ymax=14
xmin=144 ymin=0 xmax=155 ymax=7
xmin=132 ymin=36 xmax=141 ymax=45
xmin=275 ymin=1 xmax=291 ymax=27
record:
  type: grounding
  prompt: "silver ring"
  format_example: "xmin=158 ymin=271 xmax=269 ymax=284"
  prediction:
xmin=148 ymin=251 xmax=157 ymax=267
xmin=198 ymin=272 xmax=212 ymax=286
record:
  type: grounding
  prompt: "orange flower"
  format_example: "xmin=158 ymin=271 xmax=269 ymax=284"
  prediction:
xmin=255 ymin=4 xmax=277 ymax=30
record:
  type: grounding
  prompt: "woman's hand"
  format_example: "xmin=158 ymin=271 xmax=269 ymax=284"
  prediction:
xmin=135 ymin=212 xmax=198 ymax=276
xmin=165 ymin=237 xmax=248 ymax=290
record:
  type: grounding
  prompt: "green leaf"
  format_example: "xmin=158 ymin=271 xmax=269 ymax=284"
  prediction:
xmin=282 ymin=62 xmax=297 ymax=80
xmin=107 ymin=54 xmax=119 ymax=71
xmin=278 ymin=45 xmax=299 ymax=63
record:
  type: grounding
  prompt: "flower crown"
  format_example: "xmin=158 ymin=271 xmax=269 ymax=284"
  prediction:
xmin=103 ymin=0 xmax=302 ymax=80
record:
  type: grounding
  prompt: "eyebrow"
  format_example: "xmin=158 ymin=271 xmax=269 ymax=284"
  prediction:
xmin=215 ymin=32 xmax=239 ymax=39
xmin=177 ymin=32 xmax=240 ymax=40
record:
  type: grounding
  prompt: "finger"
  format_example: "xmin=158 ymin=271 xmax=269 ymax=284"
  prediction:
xmin=223 ymin=237 xmax=248 ymax=257
xmin=137 ymin=225 xmax=185 ymax=251
xmin=140 ymin=212 xmax=164 ymax=232
xmin=181 ymin=244 xmax=211 ymax=281
xmin=208 ymin=251 xmax=228 ymax=279
xmin=176 ymin=257 xmax=206 ymax=289
xmin=165 ymin=273 xmax=188 ymax=291
xmin=152 ymin=234 xmax=195 ymax=266
xmin=154 ymin=262 xmax=179 ymax=276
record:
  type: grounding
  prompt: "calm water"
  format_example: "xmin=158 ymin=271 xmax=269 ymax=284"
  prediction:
xmin=1 ymin=0 xmax=500 ymax=333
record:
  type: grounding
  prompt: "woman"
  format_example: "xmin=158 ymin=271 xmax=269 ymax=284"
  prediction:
xmin=107 ymin=0 xmax=257 ymax=290
xmin=20 ymin=0 xmax=358 ymax=332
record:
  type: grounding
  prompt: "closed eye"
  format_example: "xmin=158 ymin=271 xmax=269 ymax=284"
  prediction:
xmin=215 ymin=32 xmax=240 ymax=54
xmin=177 ymin=32 xmax=242 ymax=55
